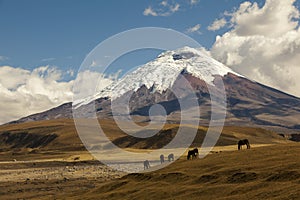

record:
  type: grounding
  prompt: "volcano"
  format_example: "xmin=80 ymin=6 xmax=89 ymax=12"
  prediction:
xmin=10 ymin=47 xmax=300 ymax=133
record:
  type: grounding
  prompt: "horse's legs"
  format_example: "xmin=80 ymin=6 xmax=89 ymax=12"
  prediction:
xmin=247 ymin=143 xmax=250 ymax=149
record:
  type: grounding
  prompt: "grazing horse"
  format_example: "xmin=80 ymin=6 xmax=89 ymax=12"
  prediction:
xmin=168 ymin=153 xmax=174 ymax=162
xmin=144 ymin=160 xmax=150 ymax=169
xmin=238 ymin=139 xmax=250 ymax=150
xmin=187 ymin=148 xmax=199 ymax=160
xmin=160 ymin=154 xmax=165 ymax=164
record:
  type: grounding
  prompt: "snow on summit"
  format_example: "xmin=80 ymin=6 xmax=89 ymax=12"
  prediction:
xmin=75 ymin=46 xmax=241 ymax=107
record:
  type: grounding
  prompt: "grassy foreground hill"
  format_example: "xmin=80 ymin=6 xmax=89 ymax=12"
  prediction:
xmin=0 ymin=144 xmax=299 ymax=200
xmin=57 ymin=144 xmax=300 ymax=200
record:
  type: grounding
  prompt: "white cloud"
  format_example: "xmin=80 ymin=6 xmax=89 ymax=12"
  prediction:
xmin=170 ymin=3 xmax=180 ymax=13
xmin=190 ymin=0 xmax=199 ymax=5
xmin=0 ymin=65 xmax=120 ymax=124
xmin=228 ymin=0 xmax=299 ymax=37
xmin=73 ymin=70 xmax=117 ymax=101
xmin=161 ymin=1 xmax=168 ymax=7
xmin=208 ymin=18 xmax=227 ymax=31
xmin=198 ymin=47 xmax=212 ymax=57
xmin=186 ymin=24 xmax=201 ymax=34
xmin=143 ymin=6 xmax=158 ymax=16
xmin=211 ymin=0 xmax=300 ymax=97
xmin=0 ymin=66 xmax=74 ymax=124
xmin=143 ymin=2 xmax=180 ymax=17
xmin=0 ymin=66 xmax=30 ymax=90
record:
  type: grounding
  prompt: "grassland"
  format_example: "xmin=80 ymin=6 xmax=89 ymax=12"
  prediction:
xmin=0 ymin=119 xmax=299 ymax=199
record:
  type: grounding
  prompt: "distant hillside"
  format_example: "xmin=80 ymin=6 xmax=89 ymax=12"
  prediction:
xmin=0 ymin=119 xmax=292 ymax=157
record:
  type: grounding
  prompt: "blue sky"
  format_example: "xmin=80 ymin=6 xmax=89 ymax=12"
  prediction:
xmin=1 ymin=0 xmax=300 ymax=123
xmin=0 ymin=0 xmax=263 ymax=73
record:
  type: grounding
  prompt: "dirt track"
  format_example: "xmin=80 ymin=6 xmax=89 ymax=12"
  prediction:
xmin=0 ymin=159 xmax=125 ymax=200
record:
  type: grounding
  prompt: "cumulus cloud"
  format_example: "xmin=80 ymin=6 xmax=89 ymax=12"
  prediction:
xmin=228 ymin=0 xmax=299 ymax=37
xmin=0 ymin=65 xmax=120 ymax=124
xmin=186 ymin=24 xmax=201 ymax=34
xmin=143 ymin=1 xmax=180 ymax=17
xmin=208 ymin=18 xmax=227 ymax=31
xmin=0 ymin=66 xmax=74 ymax=124
xmin=211 ymin=0 xmax=300 ymax=97
xmin=73 ymin=70 xmax=118 ymax=101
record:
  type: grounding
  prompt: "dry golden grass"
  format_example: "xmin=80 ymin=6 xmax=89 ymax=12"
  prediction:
xmin=0 ymin=119 xmax=298 ymax=199
xmin=57 ymin=144 xmax=300 ymax=200
xmin=0 ymin=119 xmax=290 ymax=161
xmin=1 ymin=143 xmax=298 ymax=200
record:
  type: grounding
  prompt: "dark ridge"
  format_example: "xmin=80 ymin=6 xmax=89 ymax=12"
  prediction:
xmin=0 ymin=131 xmax=58 ymax=148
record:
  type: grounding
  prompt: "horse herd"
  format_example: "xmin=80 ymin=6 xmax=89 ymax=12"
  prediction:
xmin=144 ymin=139 xmax=250 ymax=169
xmin=144 ymin=153 xmax=175 ymax=169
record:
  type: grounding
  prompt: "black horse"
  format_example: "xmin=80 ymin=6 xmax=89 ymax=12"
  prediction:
xmin=160 ymin=154 xmax=165 ymax=164
xmin=187 ymin=148 xmax=199 ymax=160
xmin=144 ymin=160 xmax=150 ymax=169
xmin=238 ymin=139 xmax=250 ymax=150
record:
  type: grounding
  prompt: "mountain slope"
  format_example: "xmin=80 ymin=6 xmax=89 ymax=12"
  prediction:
xmin=9 ymin=47 xmax=300 ymax=132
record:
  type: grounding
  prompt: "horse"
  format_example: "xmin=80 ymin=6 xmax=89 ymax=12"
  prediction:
xmin=187 ymin=148 xmax=199 ymax=160
xmin=168 ymin=153 xmax=174 ymax=162
xmin=160 ymin=154 xmax=165 ymax=164
xmin=144 ymin=160 xmax=150 ymax=169
xmin=238 ymin=139 xmax=250 ymax=150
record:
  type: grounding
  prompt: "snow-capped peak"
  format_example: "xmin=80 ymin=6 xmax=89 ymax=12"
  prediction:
xmin=74 ymin=46 xmax=241 ymax=107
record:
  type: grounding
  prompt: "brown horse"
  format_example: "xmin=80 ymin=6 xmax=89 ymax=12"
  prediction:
xmin=238 ymin=139 xmax=250 ymax=150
